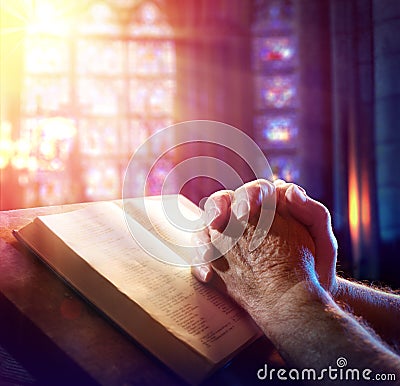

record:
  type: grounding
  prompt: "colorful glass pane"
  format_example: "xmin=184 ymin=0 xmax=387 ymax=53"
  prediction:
xmin=146 ymin=158 xmax=175 ymax=195
xmin=268 ymin=1 xmax=294 ymax=21
xmin=128 ymin=41 xmax=175 ymax=75
xmin=255 ymin=115 xmax=298 ymax=147
xmin=25 ymin=36 xmax=69 ymax=74
xmin=252 ymin=0 xmax=294 ymax=33
xmin=124 ymin=159 xmax=148 ymax=198
xmin=147 ymin=119 xmax=173 ymax=134
xmin=253 ymin=36 xmax=296 ymax=71
xmin=20 ymin=118 xmax=40 ymax=144
xmin=18 ymin=118 xmax=76 ymax=174
xmin=128 ymin=2 xmax=173 ymax=37
xmin=129 ymin=79 xmax=175 ymax=116
xmin=36 ymin=171 xmax=70 ymax=205
xmin=21 ymin=117 xmax=75 ymax=143
xmin=77 ymin=39 xmax=124 ymax=75
xmin=79 ymin=119 xmax=122 ymax=156
xmin=22 ymin=77 xmax=69 ymax=113
xmin=83 ymin=161 xmax=121 ymax=200
xmin=256 ymin=75 xmax=297 ymax=109
xmin=127 ymin=120 xmax=151 ymax=154
xmin=125 ymin=119 xmax=174 ymax=156
xmin=78 ymin=2 xmax=121 ymax=35
xmin=117 ymin=118 xmax=131 ymax=156
xmin=148 ymin=119 xmax=174 ymax=154
xmin=269 ymin=156 xmax=299 ymax=182
xmin=78 ymin=78 xmax=123 ymax=116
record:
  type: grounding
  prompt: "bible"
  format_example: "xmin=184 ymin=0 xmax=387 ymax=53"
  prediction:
xmin=13 ymin=195 xmax=261 ymax=385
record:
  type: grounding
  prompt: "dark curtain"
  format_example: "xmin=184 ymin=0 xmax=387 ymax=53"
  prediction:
xmin=330 ymin=0 xmax=379 ymax=280
xmin=330 ymin=0 xmax=400 ymax=287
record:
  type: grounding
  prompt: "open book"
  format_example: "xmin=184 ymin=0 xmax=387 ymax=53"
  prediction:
xmin=14 ymin=195 xmax=261 ymax=385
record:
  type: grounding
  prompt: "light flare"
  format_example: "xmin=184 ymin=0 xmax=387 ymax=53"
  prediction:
xmin=348 ymin=162 xmax=360 ymax=245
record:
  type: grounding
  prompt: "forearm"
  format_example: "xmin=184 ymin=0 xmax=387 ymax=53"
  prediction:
xmin=251 ymin=281 xmax=400 ymax=381
xmin=334 ymin=277 xmax=400 ymax=347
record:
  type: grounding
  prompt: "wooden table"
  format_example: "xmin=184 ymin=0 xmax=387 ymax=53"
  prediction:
xmin=0 ymin=203 xmax=282 ymax=385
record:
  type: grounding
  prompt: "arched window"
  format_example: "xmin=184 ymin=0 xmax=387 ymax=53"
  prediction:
xmin=252 ymin=0 xmax=299 ymax=182
xmin=19 ymin=0 xmax=176 ymax=206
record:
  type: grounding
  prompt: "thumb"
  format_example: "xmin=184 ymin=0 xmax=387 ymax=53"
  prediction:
xmin=285 ymin=184 xmax=337 ymax=288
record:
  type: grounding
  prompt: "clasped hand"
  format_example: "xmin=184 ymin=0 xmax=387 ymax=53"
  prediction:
xmin=192 ymin=179 xmax=338 ymax=323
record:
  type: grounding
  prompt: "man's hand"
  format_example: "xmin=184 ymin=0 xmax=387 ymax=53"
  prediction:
xmin=193 ymin=179 xmax=338 ymax=295
xmin=192 ymin=180 xmax=400 ymax=375
xmin=211 ymin=209 xmax=320 ymax=326
xmin=192 ymin=179 xmax=324 ymax=324
xmin=274 ymin=179 xmax=338 ymax=294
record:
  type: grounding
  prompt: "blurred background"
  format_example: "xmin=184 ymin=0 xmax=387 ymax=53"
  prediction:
xmin=1 ymin=0 xmax=400 ymax=287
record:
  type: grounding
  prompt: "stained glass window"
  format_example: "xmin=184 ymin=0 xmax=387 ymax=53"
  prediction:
xmin=255 ymin=75 xmax=297 ymax=109
xmin=252 ymin=0 xmax=294 ymax=33
xmin=25 ymin=36 xmax=69 ymax=73
xmin=255 ymin=115 xmax=298 ymax=148
xmin=128 ymin=2 xmax=173 ymax=37
xmin=253 ymin=0 xmax=300 ymax=182
xmin=38 ymin=173 xmax=70 ymax=202
xmin=125 ymin=120 xmax=149 ymax=154
xmin=22 ymin=77 xmax=69 ymax=114
xmin=253 ymin=36 xmax=296 ymax=71
xmin=129 ymin=79 xmax=175 ymax=116
xmin=269 ymin=155 xmax=300 ymax=182
xmin=128 ymin=41 xmax=175 ymax=75
xmin=78 ymin=2 xmax=122 ymax=36
xmin=83 ymin=160 xmax=121 ymax=200
xmin=20 ymin=1 xmax=176 ymax=206
xmin=79 ymin=119 xmax=122 ymax=156
xmin=77 ymin=39 xmax=124 ymax=75
xmin=146 ymin=158 xmax=175 ymax=195
xmin=77 ymin=78 xmax=124 ymax=116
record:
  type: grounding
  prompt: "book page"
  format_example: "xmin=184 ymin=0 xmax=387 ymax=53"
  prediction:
xmin=38 ymin=201 xmax=259 ymax=363
xmin=123 ymin=195 xmax=203 ymax=265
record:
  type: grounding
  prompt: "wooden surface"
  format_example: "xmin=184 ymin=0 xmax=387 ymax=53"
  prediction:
xmin=0 ymin=203 xmax=281 ymax=385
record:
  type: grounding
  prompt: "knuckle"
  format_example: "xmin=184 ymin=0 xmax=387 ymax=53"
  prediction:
xmin=331 ymin=234 xmax=339 ymax=251
xmin=316 ymin=204 xmax=331 ymax=224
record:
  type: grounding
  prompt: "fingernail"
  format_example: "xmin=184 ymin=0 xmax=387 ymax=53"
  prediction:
xmin=195 ymin=240 xmax=211 ymax=261
xmin=286 ymin=185 xmax=307 ymax=205
xmin=204 ymin=206 xmax=220 ymax=226
xmin=198 ymin=266 xmax=212 ymax=282
xmin=260 ymin=181 xmax=276 ymax=209
xmin=233 ymin=199 xmax=250 ymax=220
xmin=273 ymin=178 xmax=286 ymax=186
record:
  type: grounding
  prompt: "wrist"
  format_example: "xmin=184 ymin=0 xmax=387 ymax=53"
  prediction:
xmin=250 ymin=279 xmax=332 ymax=337
xmin=328 ymin=275 xmax=340 ymax=298
xmin=256 ymin=282 xmax=340 ymax=365
xmin=331 ymin=276 xmax=348 ymax=301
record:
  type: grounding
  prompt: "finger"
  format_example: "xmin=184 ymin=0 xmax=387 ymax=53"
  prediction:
xmin=273 ymin=181 xmax=306 ymax=217
xmin=191 ymin=229 xmax=213 ymax=262
xmin=203 ymin=190 xmax=234 ymax=232
xmin=231 ymin=179 xmax=275 ymax=224
xmin=191 ymin=231 xmax=214 ymax=283
xmin=191 ymin=264 xmax=213 ymax=283
xmin=285 ymin=184 xmax=332 ymax=233
xmin=273 ymin=178 xmax=306 ymax=195
xmin=273 ymin=178 xmax=287 ymax=187
xmin=285 ymin=184 xmax=337 ymax=284
xmin=194 ymin=189 xmax=234 ymax=282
